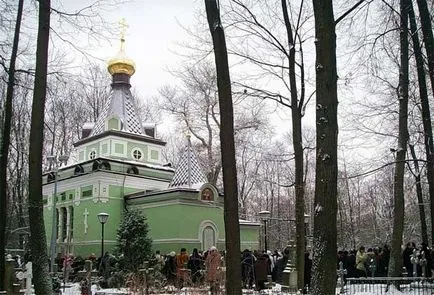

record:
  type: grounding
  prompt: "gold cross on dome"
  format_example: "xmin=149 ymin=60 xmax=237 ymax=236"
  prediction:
xmin=119 ymin=18 xmax=128 ymax=51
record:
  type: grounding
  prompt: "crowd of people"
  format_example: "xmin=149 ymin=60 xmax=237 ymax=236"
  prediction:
xmin=8 ymin=241 xmax=432 ymax=294
xmin=337 ymin=242 xmax=433 ymax=281
xmin=152 ymin=246 xmax=309 ymax=292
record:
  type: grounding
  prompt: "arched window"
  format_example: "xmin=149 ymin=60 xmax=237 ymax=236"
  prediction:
xmin=127 ymin=166 xmax=139 ymax=174
xmin=202 ymin=226 xmax=216 ymax=251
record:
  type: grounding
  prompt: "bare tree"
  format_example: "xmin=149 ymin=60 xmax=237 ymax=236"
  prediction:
xmin=388 ymin=0 xmax=409 ymax=278
xmin=28 ymin=0 xmax=53 ymax=293
xmin=159 ymin=61 xmax=266 ymax=186
xmin=204 ymin=0 xmax=242 ymax=293
xmin=407 ymin=144 xmax=429 ymax=244
xmin=0 ymin=0 xmax=24 ymax=289
xmin=311 ymin=0 xmax=338 ymax=293
xmin=409 ymin=0 xmax=434 ymax=245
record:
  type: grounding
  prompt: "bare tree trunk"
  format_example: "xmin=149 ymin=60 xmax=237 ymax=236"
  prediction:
xmin=204 ymin=1 xmax=242 ymax=294
xmin=0 ymin=0 xmax=24 ymax=289
xmin=280 ymin=0 xmax=306 ymax=290
xmin=388 ymin=0 xmax=409 ymax=278
xmin=408 ymin=144 xmax=429 ymax=245
xmin=311 ymin=0 xmax=338 ymax=293
xmin=411 ymin=0 xmax=434 ymax=245
xmin=28 ymin=0 xmax=53 ymax=293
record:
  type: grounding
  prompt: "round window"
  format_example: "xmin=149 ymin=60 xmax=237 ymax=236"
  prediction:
xmin=89 ymin=150 xmax=96 ymax=160
xmin=132 ymin=148 xmax=142 ymax=160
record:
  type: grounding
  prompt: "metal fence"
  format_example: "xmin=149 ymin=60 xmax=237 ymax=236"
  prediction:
xmin=346 ymin=277 xmax=434 ymax=295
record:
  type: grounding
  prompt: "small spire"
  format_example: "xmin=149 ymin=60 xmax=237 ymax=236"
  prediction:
xmin=186 ymin=130 xmax=192 ymax=188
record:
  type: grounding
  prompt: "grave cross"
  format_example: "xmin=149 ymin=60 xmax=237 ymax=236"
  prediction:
xmin=83 ymin=208 xmax=89 ymax=234
xmin=337 ymin=261 xmax=347 ymax=294
xmin=16 ymin=262 xmax=32 ymax=295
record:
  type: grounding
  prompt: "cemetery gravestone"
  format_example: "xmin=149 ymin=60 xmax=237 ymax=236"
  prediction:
xmin=281 ymin=242 xmax=298 ymax=293
xmin=337 ymin=261 xmax=347 ymax=294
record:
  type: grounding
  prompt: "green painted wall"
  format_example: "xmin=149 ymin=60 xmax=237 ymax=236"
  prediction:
xmin=240 ymin=225 xmax=260 ymax=251
xmin=138 ymin=202 xmax=224 ymax=240
xmin=43 ymin=169 xmax=259 ymax=258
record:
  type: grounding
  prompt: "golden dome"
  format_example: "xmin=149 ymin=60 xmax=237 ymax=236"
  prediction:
xmin=107 ymin=18 xmax=135 ymax=76
xmin=107 ymin=49 xmax=136 ymax=76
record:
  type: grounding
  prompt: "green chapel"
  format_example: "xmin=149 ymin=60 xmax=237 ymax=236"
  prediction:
xmin=42 ymin=35 xmax=260 ymax=257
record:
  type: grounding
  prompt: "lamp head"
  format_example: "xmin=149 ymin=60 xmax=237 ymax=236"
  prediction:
xmin=97 ymin=212 xmax=110 ymax=224
xmin=258 ymin=210 xmax=271 ymax=220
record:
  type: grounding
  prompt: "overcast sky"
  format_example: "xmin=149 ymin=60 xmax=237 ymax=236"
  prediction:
xmin=91 ymin=0 xmax=200 ymax=98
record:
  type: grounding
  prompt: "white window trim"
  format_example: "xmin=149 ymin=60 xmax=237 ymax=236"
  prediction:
xmin=111 ymin=140 xmax=127 ymax=157
xmin=148 ymin=148 xmax=160 ymax=163
xmin=89 ymin=149 xmax=97 ymax=160
xmin=131 ymin=147 xmax=144 ymax=161
xmin=100 ymin=140 xmax=110 ymax=157
xmin=105 ymin=115 xmax=122 ymax=131
xmin=198 ymin=220 xmax=219 ymax=251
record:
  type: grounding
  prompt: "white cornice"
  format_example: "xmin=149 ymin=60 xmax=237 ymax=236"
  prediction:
xmin=130 ymin=199 xmax=223 ymax=210
xmin=43 ymin=171 xmax=169 ymax=195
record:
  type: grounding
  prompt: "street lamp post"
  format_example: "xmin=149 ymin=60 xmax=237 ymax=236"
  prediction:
xmin=48 ymin=154 xmax=69 ymax=273
xmin=97 ymin=212 xmax=109 ymax=263
xmin=259 ymin=210 xmax=271 ymax=251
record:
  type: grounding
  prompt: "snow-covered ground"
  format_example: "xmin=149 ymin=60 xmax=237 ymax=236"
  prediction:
xmin=55 ymin=283 xmax=432 ymax=295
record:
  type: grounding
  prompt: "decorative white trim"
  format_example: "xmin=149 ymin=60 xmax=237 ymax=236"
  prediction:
xmin=74 ymin=187 xmax=80 ymax=206
xmin=105 ymin=114 xmax=122 ymax=131
xmin=198 ymin=220 xmax=219 ymax=250
xmin=133 ymin=199 xmax=223 ymax=210
xmin=47 ymin=194 xmax=53 ymax=210
xmin=148 ymin=147 xmax=161 ymax=164
xmin=43 ymin=171 xmax=168 ymax=195
xmin=111 ymin=139 xmax=127 ymax=158
xmin=83 ymin=208 xmax=89 ymax=235
xmin=69 ymin=240 xmax=117 ymax=245
xmin=76 ymin=134 xmax=164 ymax=155
xmin=100 ymin=182 xmax=109 ymax=203
xmin=78 ymin=149 xmax=85 ymax=162
xmin=153 ymin=238 xmax=198 ymax=243
xmin=100 ymin=140 xmax=110 ymax=157
xmin=93 ymin=181 xmax=100 ymax=203
xmin=89 ymin=149 xmax=97 ymax=160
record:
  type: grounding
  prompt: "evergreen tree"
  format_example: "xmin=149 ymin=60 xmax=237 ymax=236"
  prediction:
xmin=116 ymin=210 xmax=152 ymax=272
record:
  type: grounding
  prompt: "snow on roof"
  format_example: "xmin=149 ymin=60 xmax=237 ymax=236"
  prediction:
xmin=82 ymin=122 xmax=95 ymax=129
xmin=169 ymin=145 xmax=207 ymax=188
xmin=239 ymin=219 xmax=261 ymax=226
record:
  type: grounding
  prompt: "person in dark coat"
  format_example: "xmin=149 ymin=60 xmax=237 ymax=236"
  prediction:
xmin=163 ymin=251 xmax=177 ymax=285
xmin=254 ymin=253 xmax=270 ymax=291
xmin=377 ymin=245 xmax=390 ymax=277
xmin=272 ymin=247 xmax=289 ymax=283
xmin=188 ymin=248 xmax=203 ymax=284
xmin=241 ymin=249 xmax=255 ymax=289
xmin=403 ymin=242 xmax=414 ymax=277
xmin=346 ymin=250 xmax=357 ymax=279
